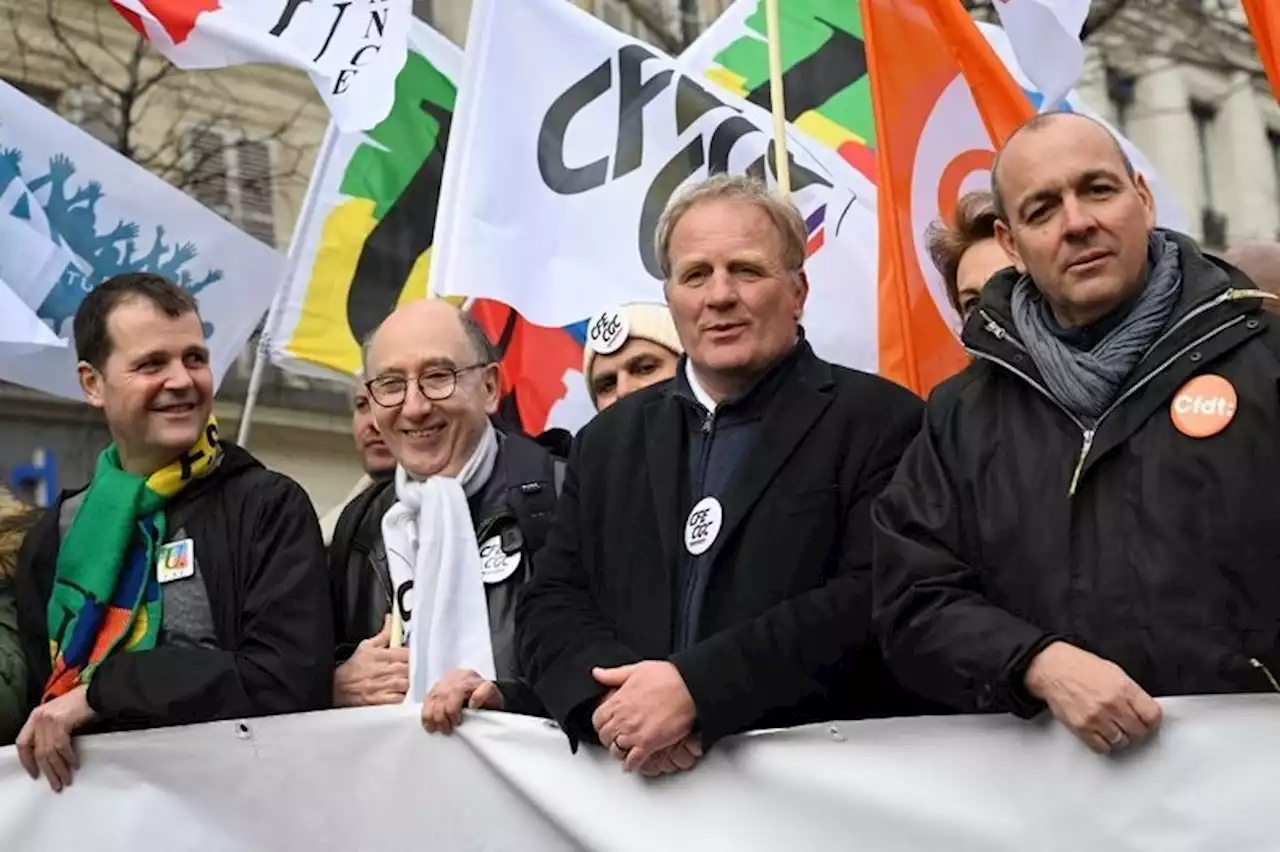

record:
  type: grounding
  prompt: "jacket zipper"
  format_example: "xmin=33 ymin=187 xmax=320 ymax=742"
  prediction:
xmin=677 ymin=408 xmax=716 ymax=651
xmin=973 ymin=290 xmax=1257 ymax=497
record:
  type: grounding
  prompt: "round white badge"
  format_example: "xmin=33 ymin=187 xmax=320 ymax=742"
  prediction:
xmin=586 ymin=307 xmax=629 ymax=355
xmin=478 ymin=536 xmax=522 ymax=584
xmin=684 ymin=496 xmax=723 ymax=556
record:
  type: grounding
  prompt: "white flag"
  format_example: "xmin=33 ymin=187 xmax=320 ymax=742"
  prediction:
xmin=109 ymin=0 xmax=412 ymax=132
xmin=431 ymin=0 xmax=882 ymax=373
xmin=0 ymin=280 xmax=64 ymax=357
xmin=0 ymin=82 xmax=285 ymax=400
xmin=992 ymin=0 xmax=1090 ymax=112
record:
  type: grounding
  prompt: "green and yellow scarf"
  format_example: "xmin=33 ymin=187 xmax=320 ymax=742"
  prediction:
xmin=43 ymin=418 xmax=222 ymax=701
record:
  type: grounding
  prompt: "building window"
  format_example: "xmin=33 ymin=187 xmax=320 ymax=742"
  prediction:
xmin=185 ymin=128 xmax=279 ymax=248
xmin=1105 ymin=68 xmax=1135 ymax=135
xmin=1190 ymin=101 xmax=1217 ymax=209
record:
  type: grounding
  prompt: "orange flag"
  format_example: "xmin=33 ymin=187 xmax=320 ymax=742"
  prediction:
xmin=861 ymin=0 xmax=1035 ymax=396
xmin=1243 ymin=0 xmax=1280 ymax=102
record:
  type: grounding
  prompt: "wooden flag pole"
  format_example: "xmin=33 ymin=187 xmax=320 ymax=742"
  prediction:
xmin=764 ymin=0 xmax=791 ymax=193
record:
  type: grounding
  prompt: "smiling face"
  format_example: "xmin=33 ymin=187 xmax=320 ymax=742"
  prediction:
xmin=589 ymin=337 xmax=680 ymax=411
xmin=364 ymin=300 xmax=498 ymax=480
xmin=994 ymin=114 xmax=1156 ymax=328
xmin=664 ymin=197 xmax=807 ymax=400
xmin=78 ymin=297 xmax=213 ymax=475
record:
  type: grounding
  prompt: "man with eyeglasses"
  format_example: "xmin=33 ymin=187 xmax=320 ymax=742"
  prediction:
xmin=328 ymin=299 xmax=562 ymax=727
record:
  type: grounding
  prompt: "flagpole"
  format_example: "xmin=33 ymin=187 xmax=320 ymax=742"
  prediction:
xmin=236 ymin=124 xmax=340 ymax=447
xmin=764 ymin=0 xmax=791 ymax=193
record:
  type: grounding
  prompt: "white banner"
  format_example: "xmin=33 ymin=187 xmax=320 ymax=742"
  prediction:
xmin=0 ymin=82 xmax=285 ymax=400
xmin=432 ymin=0 xmax=882 ymax=373
xmin=110 ymin=0 xmax=412 ymax=132
xmin=1 ymin=696 xmax=1278 ymax=850
xmin=0 ymin=280 xmax=63 ymax=357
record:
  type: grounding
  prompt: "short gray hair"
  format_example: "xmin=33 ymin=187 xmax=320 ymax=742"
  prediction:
xmin=361 ymin=303 xmax=499 ymax=375
xmin=654 ymin=174 xmax=808 ymax=280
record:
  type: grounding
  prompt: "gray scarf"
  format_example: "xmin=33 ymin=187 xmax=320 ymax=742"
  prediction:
xmin=1011 ymin=231 xmax=1183 ymax=425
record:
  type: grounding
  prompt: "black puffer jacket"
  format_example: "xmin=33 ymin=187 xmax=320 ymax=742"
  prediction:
xmin=16 ymin=443 xmax=333 ymax=730
xmin=873 ymin=232 xmax=1280 ymax=717
xmin=328 ymin=430 xmax=561 ymax=712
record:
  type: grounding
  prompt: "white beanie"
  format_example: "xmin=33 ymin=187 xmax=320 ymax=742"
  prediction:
xmin=582 ymin=301 xmax=683 ymax=395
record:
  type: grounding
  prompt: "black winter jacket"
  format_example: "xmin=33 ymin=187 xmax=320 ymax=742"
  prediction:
xmin=328 ymin=430 xmax=561 ymax=713
xmin=872 ymin=232 xmax=1280 ymax=717
xmin=518 ymin=341 xmax=943 ymax=750
xmin=15 ymin=443 xmax=333 ymax=730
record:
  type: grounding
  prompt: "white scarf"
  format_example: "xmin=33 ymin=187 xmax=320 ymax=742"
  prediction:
xmin=381 ymin=421 xmax=500 ymax=701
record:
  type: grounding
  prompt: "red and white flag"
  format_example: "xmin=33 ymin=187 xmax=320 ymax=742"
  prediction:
xmin=109 ymin=0 xmax=411 ymax=132
xmin=993 ymin=0 xmax=1090 ymax=112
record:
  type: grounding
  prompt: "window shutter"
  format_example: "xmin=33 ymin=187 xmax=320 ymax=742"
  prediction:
xmin=233 ymin=138 xmax=277 ymax=247
xmin=187 ymin=128 xmax=233 ymax=218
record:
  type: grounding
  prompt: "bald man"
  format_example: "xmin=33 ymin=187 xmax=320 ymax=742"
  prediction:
xmin=875 ymin=111 xmax=1280 ymax=759
xmin=328 ymin=300 xmax=560 ymax=728
xmin=1223 ymin=242 xmax=1280 ymax=315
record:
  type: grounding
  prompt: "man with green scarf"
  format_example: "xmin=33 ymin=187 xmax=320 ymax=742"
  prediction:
xmin=15 ymin=273 xmax=333 ymax=792
xmin=874 ymin=112 xmax=1280 ymax=758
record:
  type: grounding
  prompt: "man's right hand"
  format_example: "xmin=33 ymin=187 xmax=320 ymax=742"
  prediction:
xmin=1024 ymin=641 xmax=1163 ymax=754
xmin=333 ymin=615 xmax=410 ymax=707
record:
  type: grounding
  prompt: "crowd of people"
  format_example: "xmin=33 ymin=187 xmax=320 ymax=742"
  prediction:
xmin=3 ymin=110 xmax=1280 ymax=794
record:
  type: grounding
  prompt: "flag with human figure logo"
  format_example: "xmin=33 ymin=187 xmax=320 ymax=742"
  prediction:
xmin=0 ymin=81 xmax=284 ymax=401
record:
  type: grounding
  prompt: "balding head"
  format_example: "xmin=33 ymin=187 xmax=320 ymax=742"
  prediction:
xmin=363 ymin=299 xmax=500 ymax=479
xmin=1224 ymin=242 xmax=1280 ymax=315
xmin=991 ymin=112 xmax=1135 ymax=222
xmin=991 ymin=110 xmax=1157 ymax=329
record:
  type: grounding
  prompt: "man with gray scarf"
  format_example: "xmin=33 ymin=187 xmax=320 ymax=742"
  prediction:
xmin=872 ymin=111 xmax=1280 ymax=756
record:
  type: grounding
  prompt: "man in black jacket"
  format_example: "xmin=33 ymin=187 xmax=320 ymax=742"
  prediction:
xmin=873 ymin=111 xmax=1280 ymax=756
xmin=15 ymin=273 xmax=332 ymax=791
xmin=516 ymin=174 xmax=929 ymax=777
xmin=330 ymin=299 xmax=561 ymax=729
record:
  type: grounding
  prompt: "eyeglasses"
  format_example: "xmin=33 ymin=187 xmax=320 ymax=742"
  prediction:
xmin=364 ymin=363 xmax=490 ymax=408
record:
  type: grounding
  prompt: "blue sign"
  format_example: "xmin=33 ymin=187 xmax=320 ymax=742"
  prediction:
xmin=10 ymin=447 xmax=57 ymax=507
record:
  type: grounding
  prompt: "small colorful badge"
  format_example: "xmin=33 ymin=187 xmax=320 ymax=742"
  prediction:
xmin=156 ymin=538 xmax=195 ymax=583
xmin=1171 ymin=374 xmax=1238 ymax=438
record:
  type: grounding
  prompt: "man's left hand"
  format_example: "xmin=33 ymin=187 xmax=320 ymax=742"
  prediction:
xmin=592 ymin=661 xmax=696 ymax=772
xmin=16 ymin=685 xmax=98 ymax=793
xmin=422 ymin=668 xmax=503 ymax=734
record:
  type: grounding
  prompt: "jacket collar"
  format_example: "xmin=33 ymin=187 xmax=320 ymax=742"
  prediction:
xmin=669 ymin=328 xmax=812 ymax=422
xmin=643 ymin=334 xmax=835 ymax=573
xmin=964 ymin=229 xmax=1249 ymax=358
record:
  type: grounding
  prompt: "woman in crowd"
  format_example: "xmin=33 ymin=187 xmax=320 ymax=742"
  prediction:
xmin=926 ymin=190 xmax=1011 ymax=323
xmin=0 ymin=487 xmax=38 ymax=745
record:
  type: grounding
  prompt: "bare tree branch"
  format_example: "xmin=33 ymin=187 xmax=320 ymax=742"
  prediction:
xmin=9 ymin=0 xmax=309 ymax=229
